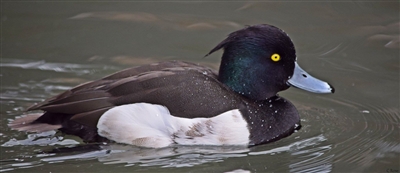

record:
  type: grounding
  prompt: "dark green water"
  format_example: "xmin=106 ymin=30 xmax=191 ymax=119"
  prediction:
xmin=1 ymin=1 xmax=399 ymax=172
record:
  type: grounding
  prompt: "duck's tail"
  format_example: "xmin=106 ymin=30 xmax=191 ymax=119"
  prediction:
xmin=8 ymin=113 xmax=61 ymax=133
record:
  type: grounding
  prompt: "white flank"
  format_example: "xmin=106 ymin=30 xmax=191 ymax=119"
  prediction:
xmin=97 ymin=103 xmax=250 ymax=148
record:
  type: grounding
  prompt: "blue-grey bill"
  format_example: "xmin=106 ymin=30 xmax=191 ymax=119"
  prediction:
xmin=287 ymin=62 xmax=335 ymax=93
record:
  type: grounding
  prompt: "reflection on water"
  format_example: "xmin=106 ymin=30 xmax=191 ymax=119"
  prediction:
xmin=1 ymin=134 xmax=333 ymax=172
xmin=98 ymin=145 xmax=248 ymax=167
xmin=1 ymin=1 xmax=399 ymax=172
xmin=2 ymin=131 xmax=79 ymax=147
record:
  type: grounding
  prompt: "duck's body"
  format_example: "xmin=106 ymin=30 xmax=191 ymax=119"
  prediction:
xmin=9 ymin=24 xmax=334 ymax=148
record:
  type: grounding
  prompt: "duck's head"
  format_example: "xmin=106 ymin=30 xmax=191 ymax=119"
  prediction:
xmin=206 ymin=24 xmax=334 ymax=100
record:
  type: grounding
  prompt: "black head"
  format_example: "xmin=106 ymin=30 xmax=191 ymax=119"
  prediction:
xmin=207 ymin=24 xmax=296 ymax=100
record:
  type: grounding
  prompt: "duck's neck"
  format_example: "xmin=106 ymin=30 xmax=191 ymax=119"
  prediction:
xmin=218 ymin=49 xmax=274 ymax=101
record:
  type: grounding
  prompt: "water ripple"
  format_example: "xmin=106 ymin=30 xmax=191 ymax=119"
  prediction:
xmin=310 ymin=96 xmax=399 ymax=170
xmin=0 ymin=136 xmax=333 ymax=171
xmin=0 ymin=59 xmax=116 ymax=75
xmin=2 ymin=131 xmax=79 ymax=147
xmin=249 ymin=135 xmax=327 ymax=156
xmin=0 ymin=81 xmax=73 ymax=103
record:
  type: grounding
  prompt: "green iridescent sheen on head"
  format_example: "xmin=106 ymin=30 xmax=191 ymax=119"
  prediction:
xmin=206 ymin=24 xmax=296 ymax=100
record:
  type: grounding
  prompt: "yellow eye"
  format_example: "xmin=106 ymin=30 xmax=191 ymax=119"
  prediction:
xmin=271 ymin=53 xmax=281 ymax=62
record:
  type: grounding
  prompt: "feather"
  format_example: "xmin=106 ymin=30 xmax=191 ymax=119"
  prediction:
xmin=8 ymin=113 xmax=61 ymax=133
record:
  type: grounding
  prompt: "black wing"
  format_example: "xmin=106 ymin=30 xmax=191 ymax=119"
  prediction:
xmin=28 ymin=61 xmax=243 ymax=128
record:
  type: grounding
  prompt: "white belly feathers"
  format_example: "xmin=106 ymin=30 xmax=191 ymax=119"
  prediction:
xmin=97 ymin=103 xmax=250 ymax=148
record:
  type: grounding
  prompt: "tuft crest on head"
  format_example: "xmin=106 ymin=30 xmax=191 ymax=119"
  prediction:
xmin=205 ymin=24 xmax=293 ymax=57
